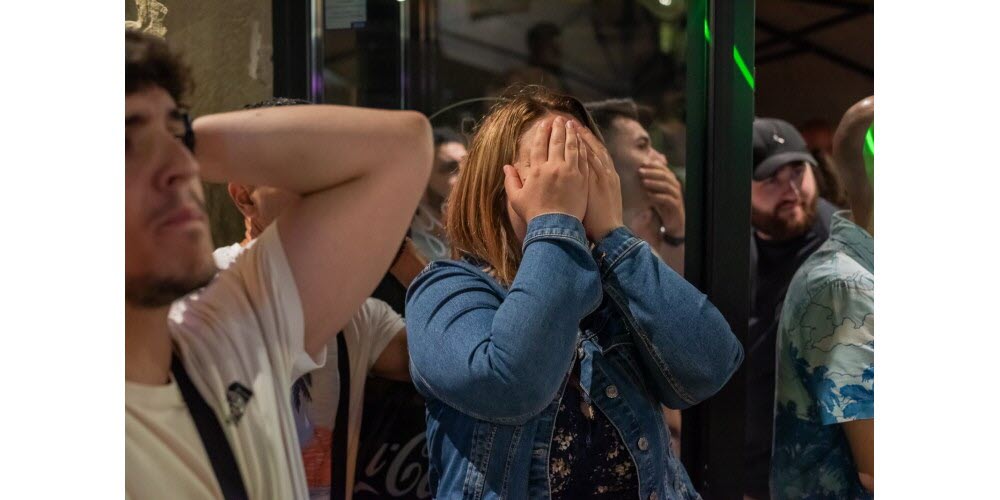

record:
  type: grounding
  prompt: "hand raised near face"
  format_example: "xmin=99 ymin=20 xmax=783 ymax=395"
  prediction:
xmin=576 ymin=124 xmax=624 ymax=242
xmin=503 ymin=115 xmax=590 ymax=223
xmin=638 ymin=161 xmax=685 ymax=238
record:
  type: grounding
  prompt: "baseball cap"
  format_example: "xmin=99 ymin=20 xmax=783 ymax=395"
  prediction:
xmin=752 ymin=117 xmax=818 ymax=181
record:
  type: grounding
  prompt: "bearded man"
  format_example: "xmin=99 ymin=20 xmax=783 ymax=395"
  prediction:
xmin=744 ymin=117 xmax=837 ymax=500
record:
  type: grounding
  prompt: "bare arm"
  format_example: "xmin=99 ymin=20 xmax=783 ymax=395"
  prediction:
xmin=842 ymin=419 xmax=874 ymax=493
xmin=371 ymin=328 xmax=410 ymax=382
xmin=193 ymin=105 xmax=432 ymax=356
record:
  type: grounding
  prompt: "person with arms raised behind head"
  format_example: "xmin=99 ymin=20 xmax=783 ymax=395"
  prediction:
xmin=772 ymin=96 xmax=874 ymax=499
xmin=124 ymin=30 xmax=431 ymax=499
xmin=406 ymin=85 xmax=743 ymax=499
xmin=216 ymin=97 xmax=419 ymax=500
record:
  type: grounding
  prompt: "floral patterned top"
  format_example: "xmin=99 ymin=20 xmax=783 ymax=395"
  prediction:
xmin=549 ymin=359 xmax=639 ymax=499
xmin=773 ymin=211 xmax=874 ymax=500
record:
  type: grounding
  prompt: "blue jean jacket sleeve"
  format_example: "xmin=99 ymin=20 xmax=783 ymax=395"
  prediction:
xmin=406 ymin=214 xmax=603 ymax=424
xmin=594 ymin=226 xmax=744 ymax=409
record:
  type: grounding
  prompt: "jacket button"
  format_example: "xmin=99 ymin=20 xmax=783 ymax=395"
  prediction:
xmin=637 ymin=437 xmax=649 ymax=451
xmin=648 ymin=492 xmax=658 ymax=500
xmin=605 ymin=385 xmax=619 ymax=399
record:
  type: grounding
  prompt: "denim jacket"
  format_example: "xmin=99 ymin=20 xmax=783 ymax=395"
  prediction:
xmin=406 ymin=214 xmax=744 ymax=500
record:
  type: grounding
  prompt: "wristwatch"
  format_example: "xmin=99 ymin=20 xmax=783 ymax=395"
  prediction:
xmin=659 ymin=226 xmax=685 ymax=247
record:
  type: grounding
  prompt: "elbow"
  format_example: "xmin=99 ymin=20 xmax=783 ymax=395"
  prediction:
xmin=693 ymin=321 xmax=744 ymax=402
xmin=415 ymin=366 xmax=558 ymax=425
xmin=668 ymin=315 xmax=744 ymax=407
xmin=481 ymin=381 xmax=557 ymax=424
xmin=395 ymin=111 xmax=434 ymax=180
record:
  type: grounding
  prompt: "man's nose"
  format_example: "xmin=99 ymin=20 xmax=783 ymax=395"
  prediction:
xmin=785 ymin=178 xmax=803 ymax=201
xmin=155 ymin=133 xmax=200 ymax=192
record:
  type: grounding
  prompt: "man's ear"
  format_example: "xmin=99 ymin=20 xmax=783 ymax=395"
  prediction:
xmin=227 ymin=182 xmax=256 ymax=218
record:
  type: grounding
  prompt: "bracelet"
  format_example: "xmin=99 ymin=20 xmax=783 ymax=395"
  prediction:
xmin=659 ymin=226 xmax=685 ymax=247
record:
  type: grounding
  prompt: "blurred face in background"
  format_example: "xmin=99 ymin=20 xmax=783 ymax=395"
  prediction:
xmin=426 ymin=141 xmax=467 ymax=210
xmin=604 ymin=116 xmax=668 ymax=213
xmin=125 ymin=86 xmax=215 ymax=307
xmin=751 ymin=161 xmax=818 ymax=241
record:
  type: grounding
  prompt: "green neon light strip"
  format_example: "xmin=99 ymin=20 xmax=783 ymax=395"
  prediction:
xmin=733 ymin=46 xmax=755 ymax=90
xmin=863 ymin=124 xmax=874 ymax=181
xmin=703 ymin=18 xmax=753 ymax=91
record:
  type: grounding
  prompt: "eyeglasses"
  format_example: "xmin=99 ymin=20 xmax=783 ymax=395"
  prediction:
xmin=179 ymin=110 xmax=196 ymax=152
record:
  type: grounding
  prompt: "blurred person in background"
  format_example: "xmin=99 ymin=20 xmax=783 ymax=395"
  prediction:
xmin=220 ymin=97 xmax=419 ymax=500
xmin=125 ymin=30 xmax=432 ymax=499
xmin=798 ymin=118 xmax=833 ymax=157
xmin=772 ymin=96 xmax=874 ymax=499
xmin=406 ymin=85 xmax=742 ymax=499
xmin=487 ymin=22 xmax=568 ymax=98
xmin=744 ymin=117 xmax=838 ymax=500
xmin=410 ymin=127 xmax=467 ymax=262
xmin=585 ymin=98 xmax=686 ymax=274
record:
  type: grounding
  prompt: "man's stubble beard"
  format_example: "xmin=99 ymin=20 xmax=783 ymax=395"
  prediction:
xmin=751 ymin=194 xmax=818 ymax=241
xmin=125 ymin=257 xmax=217 ymax=308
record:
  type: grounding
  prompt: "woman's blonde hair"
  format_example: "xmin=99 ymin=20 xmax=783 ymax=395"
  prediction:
xmin=446 ymin=85 xmax=601 ymax=286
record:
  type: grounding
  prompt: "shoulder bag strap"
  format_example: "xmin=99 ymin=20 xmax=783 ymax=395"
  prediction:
xmin=172 ymin=354 xmax=250 ymax=500
xmin=331 ymin=331 xmax=350 ymax=500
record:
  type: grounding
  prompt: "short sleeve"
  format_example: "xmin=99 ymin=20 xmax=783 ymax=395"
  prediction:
xmin=360 ymin=298 xmax=405 ymax=370
xmin=793 ymin=275 xmax=874 ymax=425
xmin=175 ymin=225 xmax=325 ymax=388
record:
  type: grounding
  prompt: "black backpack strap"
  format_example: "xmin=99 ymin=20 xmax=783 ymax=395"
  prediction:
xmin=331 ymin=332 xmax=350 ymax=500
xmin=172 ymin=354 xmax=250 ymax=500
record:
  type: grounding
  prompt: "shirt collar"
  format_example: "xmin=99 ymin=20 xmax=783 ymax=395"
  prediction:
xmin=829 ymin=210 xmax=873 ymax=273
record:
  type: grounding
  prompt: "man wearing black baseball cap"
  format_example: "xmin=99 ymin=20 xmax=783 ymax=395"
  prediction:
xmin=744 ymin=117 xmax=838 ymax=499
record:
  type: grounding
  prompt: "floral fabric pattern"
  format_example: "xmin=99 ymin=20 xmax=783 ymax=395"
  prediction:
xmin=549 ymin=362 xmax=638 ymax=499
xmin=772 ymin=211 xmax=874 ymax=500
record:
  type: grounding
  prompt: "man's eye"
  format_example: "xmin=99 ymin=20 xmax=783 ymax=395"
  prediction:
xmin=440 ymin=161 xmax=459 ymax=174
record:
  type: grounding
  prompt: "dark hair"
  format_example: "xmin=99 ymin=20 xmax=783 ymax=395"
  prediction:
xmin=585 ymin=98 xmax=654 ymax=138
xmin=243 ymin=97 xmax=312 ymax=109
xmin=126 ymin=29 xmax=192 ymax=104
xmin=433 ymin=127 xmax=465 ymax=148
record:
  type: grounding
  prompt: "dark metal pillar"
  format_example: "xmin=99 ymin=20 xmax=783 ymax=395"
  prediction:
xmin=682 ymin=0 xmax=755 ymax=498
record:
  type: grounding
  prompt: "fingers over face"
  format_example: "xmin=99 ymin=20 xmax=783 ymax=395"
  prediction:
xmin=502 ymin=164 xmax=524 ymax=193
xmin=547 ymin=115 xmax=567 ymax=164
xmin=638 ymin=164 xmax=676 ymax=180
xmin=530 ymin=116 xmax=554 ymax=168
xmin=641 ymin=178 xmax=682 ymax=195
xmin=564 ymin=120 xmax=582 ymax=173
xmin=577 ymin=125 xmax=610 ymax=169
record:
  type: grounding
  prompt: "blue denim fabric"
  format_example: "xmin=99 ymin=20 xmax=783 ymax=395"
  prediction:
xmin=406 ymin=213 xmax=744 ymax=499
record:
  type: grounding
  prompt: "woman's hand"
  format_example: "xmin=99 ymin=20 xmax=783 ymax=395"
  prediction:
xmin=503 ymin=116 xmax=590 ymax=222
xmin=578 ymin=125 xmax=623 ymax=242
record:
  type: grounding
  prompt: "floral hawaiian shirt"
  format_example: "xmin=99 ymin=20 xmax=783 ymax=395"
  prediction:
xmin=772 ymin=211 xmax=874 ymax=500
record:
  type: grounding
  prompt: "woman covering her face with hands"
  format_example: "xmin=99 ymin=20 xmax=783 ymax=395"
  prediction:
xmin=406 ymin=86 xmax=743 ymax=500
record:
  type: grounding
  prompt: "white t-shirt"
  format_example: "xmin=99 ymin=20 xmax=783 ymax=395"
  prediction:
xmin=126 ymin=226 xmax=323 ymax=500
xmin=214 ymin=241 xmax=405 ymax=500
